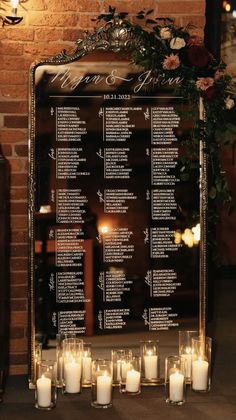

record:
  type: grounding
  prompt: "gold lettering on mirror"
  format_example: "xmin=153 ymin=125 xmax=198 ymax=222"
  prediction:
xmin=28 ymin=20 xmax=207 ymax=387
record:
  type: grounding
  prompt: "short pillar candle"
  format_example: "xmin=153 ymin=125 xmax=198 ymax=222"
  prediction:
xmin=91 ymin=360 xmax=113 ymax=408
xmin=140 ymin=340 xmax=159 ymax=385
xmin=165 ymin=355 xmax=185 ymax=405
xmin=35 ymin=360 xmax=56 ymax=410
xmin=191 ymin=336 xmax=212 ymax=392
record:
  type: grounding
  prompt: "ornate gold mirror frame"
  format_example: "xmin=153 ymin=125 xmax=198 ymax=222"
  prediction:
xmin=28 ymin=17 xmax=207 ymax=386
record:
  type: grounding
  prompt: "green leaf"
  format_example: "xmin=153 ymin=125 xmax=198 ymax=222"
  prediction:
xmin=146 ymin=19 xmax=157 ymax=24
xmin=109 ymin=5 xmax=115 ymax=13
xmin=119 ymin=12 xmax=128 ymax=19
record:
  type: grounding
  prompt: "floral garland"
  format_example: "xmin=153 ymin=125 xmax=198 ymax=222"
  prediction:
xmin=95 ymin=8 xmax=236 ymax=224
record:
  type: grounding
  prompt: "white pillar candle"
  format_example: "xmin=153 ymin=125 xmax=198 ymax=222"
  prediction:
xmin=169 ymin=371 xmax=184 ymax=402
xmin=121 ymin=361 xmax=130 ymax=380
xmin=36 ymin=375 xmax=51 ymax=408
xmin=97 ymin=373 xmax=112 ymax=405
xmin=58 ymin=356 xmax=63 ymax=382
xmin=182 ymin=347 xmax=192 ymax=378
xmin=126 ymin=369 xmax=141 ymax=393
xmin=144 ymin=352 xmax=158 ymax=379
xmin=82 ymin=355 xmax=92 ymax=382
xmin=116 ymin=360 xmax=122 ymax=381
xmin=192 ymin=358 xmax=209 ymax=391
xmin=64 ymin=360 xmax=81 ymax=393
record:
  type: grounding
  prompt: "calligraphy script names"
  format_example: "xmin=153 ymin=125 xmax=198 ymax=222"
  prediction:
xmin=50 ymin=68 xmax=183 ymax=93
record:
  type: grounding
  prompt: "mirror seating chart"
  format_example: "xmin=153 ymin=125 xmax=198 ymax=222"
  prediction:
xmin=29 ymin=19 xmax=203 ymax=383
xmin=33 ymin=59 xmax=199 ymax=336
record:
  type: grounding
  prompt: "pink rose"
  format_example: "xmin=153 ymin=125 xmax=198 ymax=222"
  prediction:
xmin=170 ymin=37 xmax=186 ymax=50
xmin=196 ymin=77 xmax=214 ymax=91
xmin=225 ymin=96 xmax=235 ymax=109
xmin=162 ymin=54 xmax=180 ymax=70
xmin=160 ymin=27 xmax=172 ymax=39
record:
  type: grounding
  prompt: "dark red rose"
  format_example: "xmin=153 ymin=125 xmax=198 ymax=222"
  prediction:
xmin=187 ymin=45 xmax=210 ymax=68
xmin=201 ymin=86 xmax=217 ymax=100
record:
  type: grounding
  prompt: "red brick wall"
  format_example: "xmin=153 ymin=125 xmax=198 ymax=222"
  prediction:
xmin=0 ymin=0 xmax=206 ymax=375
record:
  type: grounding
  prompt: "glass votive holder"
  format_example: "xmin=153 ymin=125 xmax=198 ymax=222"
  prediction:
xmin=62 ymin=338 xmax=83 ymax=394
xmin=125 ymin=356 xmax=141 ymax=395
xmin=178 ymin=330 xmax=198 ymax=383
xmin=56 ymin=333 xmax=76 ymax=388
xmin=140 ymin=340 xmax=159 ymax=385
xmin=165 ymin=355 xmax=186 ymax=405
xmin=111 ymin=349 xmax=132 ymax=386
xmin=91 ymin=359 xmax=113 ymax=408
xmin=34 ymin=342 xmax=42 ymax=385
xmin=119 ymin=353 xmax=133 ymax=393
xmin=191 ymin=336 xmax=212 ymax=392
xmin=35 ymin=360 xmax=57 ymax=410
xmin=82 ymin=343 xmax=92 ymax=387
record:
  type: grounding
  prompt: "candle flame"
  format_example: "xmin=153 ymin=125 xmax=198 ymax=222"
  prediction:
xmin=101 ymin=225 xmax=110 ymax=234
xmin=11 ymin=0 xmax=19 ymax=8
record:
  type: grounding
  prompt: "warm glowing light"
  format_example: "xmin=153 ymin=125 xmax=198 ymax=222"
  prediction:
xmin=99 ymin=225 xmax=110 ymax=234
xmin=225 ymin=3 xmax=231 ymax=12
xmin=39 ymin=205 xmax=51 ymax=214
xmin=182 ymin=228 xmax=194 ymax=248
xmin=174 ymin=230 xmax=182 ymax=245
xmin=192 ymin=223 xmax=200 ymax=243
xmin=11 ymin=0 xmax=19 ymax=8
xmin=175 ymin=223 xmax=200 ymax=248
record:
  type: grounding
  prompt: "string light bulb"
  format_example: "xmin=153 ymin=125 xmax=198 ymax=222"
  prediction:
xmin=0 ymin=0 xmax=23 ymax=26
xmin=11 ymin=0 xmax=19 ymax=16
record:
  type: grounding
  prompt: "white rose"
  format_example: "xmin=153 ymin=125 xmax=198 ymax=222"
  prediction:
xmin=170 ymin=37 xmax=186 ymax=50
xmin=225 ymin=96 xmax=235 ymax=110
xmin=160 ymin=27 xmax=172 ymax=39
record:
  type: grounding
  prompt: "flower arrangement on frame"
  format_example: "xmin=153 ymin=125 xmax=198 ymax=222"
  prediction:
xmin=93 ymin=7 xmax=236 ymax=254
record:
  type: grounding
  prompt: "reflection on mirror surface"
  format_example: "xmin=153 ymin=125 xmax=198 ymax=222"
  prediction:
xmin=30 ymin=52 xmax=201 ymax=382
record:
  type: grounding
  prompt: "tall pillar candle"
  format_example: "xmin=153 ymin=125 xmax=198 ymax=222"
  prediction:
xmin=181 ymin=348 xmax=192 ymax=378
xmin=83 ymin=355 xmax=92 ymax=382
xmin=192 ymin=359 xmax=209 ymax=391
xmin=169 ymin=371 xmax=184 ymax=402
xmin=144 ymin=353 xmax=158 ymax=379
xmin=64 ymin=360 xmax=81 ymax=393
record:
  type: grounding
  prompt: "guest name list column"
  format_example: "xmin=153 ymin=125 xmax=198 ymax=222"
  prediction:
xmin=54 ymin=106 xmax=90 ymax=334
xmin=97 ymin=102 xmax=184 ymax=332
xmin=144 ymin=106 xmax=182 ymax=331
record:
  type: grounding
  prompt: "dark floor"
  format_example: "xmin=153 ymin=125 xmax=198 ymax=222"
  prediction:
xmin=1 ymin=277 xmax=236 ymax=420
